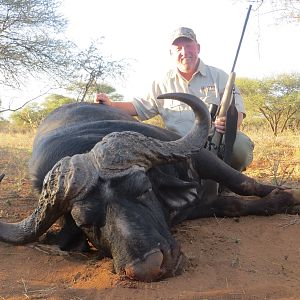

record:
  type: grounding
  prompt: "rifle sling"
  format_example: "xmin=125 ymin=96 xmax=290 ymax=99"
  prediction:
xmin=223 ymin=92 xmax=238 ymax=165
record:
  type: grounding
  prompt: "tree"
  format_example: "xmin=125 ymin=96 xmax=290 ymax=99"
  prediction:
xmin=67 ymin=82 xmax=124 ymax=102
xmin=0 ymin=0 xmax=75 ymax=88
xmin=10 ymin=102 xmax=43 ymax=128
xmin=258 ymin=73 xmax=300 ymax=135
xmin=9 ymin=82 xmax=124 ymax=128
xmin=237 ymin=73 xmax=300 ymax=135
xmin=0 ymin=3 xmax=128 ymax=112
xmin=0 ymin=98 xmax=4 ymax=121
xmin=41 ymin=94 xmax=76 ymax=116
xmin=10 ymin=94 xmax=75 ymax=128
xmin=236 ymin=77 xmax=264 ymax=121
xmin=69 ymin=40 xmax=128 ymax=102
xmin=262 ymin=0 xmax=300 ymax=23
xmin=238 ymin=0 xmax=300 ymax=23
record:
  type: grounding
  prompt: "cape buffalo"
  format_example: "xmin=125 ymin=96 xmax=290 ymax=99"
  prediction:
xmin=0 ymin=93 xmax=299 ymax=282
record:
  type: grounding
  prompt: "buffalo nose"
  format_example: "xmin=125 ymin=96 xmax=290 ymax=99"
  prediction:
xmin=124 ymin=250 xmax=164 ymax=282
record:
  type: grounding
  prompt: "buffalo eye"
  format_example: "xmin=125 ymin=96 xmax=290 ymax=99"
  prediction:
xmin=71 ymin=187 xmax=106 ymax=228
xmin=109 ymin=170 xmax=152 ymax=198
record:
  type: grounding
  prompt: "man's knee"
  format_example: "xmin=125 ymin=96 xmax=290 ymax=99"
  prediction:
xmin=231 ymin=131 xmax=254 ymax=171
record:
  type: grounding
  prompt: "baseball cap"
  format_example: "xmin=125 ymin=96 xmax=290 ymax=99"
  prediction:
xmin=170 ymin=27 xmax=197 ymax=44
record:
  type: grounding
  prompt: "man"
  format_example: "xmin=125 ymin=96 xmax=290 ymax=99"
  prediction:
xmin=95 ymin=27 xmax=254 ymax=172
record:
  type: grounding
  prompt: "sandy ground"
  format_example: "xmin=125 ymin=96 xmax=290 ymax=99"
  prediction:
xmin=1 ymin=148 xmax=300 ymax=300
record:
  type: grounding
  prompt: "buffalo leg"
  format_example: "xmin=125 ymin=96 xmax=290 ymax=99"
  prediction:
xmin=172 ymin=189 xmax=300 ymax=224
xmin=193 ymin=149 xmax=275 ymax=197
xmin=211 ymin=189 xmax=300 ymax=217
xmin=42 ymin=213 xmax=90 ymax=252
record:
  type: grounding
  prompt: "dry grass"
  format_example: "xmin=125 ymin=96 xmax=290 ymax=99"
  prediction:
xmin=244 ymin=129 xmax=300 ymax=186
xmin=0 ymin=132 xmax=35 ymax=202
xmin=0 ymin=131 xmax=34 ymax=150
xmin=0 ymin=127 xmax=299 ymax=187
xmin=144 ymin=116 xmax=299 ymax=185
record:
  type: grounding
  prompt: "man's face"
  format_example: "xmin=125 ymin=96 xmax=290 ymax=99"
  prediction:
xmin=170 ymin=37 xmax=200 ymax=74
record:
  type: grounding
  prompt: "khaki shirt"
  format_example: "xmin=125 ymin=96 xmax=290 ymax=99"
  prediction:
xmin=132 ymin=60 xmax=245 ymax=136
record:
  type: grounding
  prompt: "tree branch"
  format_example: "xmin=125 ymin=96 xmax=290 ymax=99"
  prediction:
xmin=0 ymin=88 xmax=55 ymax=113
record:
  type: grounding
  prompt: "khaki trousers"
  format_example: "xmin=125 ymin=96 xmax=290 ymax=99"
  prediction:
xmin=230 ymin=131 xmax=254 ymax=171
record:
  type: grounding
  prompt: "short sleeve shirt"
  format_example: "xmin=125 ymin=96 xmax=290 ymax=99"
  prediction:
xmin=132 ymin=60 xmax=245 ymax=136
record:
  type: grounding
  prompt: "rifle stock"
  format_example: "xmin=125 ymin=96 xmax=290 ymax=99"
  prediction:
xmin=210 ymin=71 xmax=236 ymax=155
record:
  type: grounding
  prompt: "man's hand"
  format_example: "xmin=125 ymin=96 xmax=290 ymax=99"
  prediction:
xmin=95 ymin=93 xmax=112 ymax=105
xmin=94 ymin=94 xmax=137 ymax=116
xmin=214 ymin=116 xmax=226 ymax=134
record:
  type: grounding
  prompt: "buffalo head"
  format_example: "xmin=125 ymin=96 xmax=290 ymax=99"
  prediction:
xmin=0 ymin=93 xmax=210 ymax=281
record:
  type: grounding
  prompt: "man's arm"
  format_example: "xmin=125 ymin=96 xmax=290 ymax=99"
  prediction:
xmin=95 ymin=93 xmax=137 ymax=116
xmin=111 ymin=101 xmax=137 ymax=116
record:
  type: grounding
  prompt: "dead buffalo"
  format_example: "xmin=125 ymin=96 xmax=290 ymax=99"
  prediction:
xmin=0 ymin=93 xmax=299 ymax=282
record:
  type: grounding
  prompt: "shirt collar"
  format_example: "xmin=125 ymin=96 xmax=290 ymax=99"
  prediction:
xmin=197 ymin=59 xmax=207 ymax=76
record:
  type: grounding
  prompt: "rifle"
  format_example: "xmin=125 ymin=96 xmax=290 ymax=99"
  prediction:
xmin=208 ymin=5 xmax=252 ymax=164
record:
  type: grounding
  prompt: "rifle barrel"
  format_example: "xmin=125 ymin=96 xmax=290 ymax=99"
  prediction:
xmin=231 ymin=5 xmax=252 ymax=73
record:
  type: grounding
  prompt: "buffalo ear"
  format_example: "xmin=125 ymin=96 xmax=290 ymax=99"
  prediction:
xmin=149 ymin=169 xmax=199 ymax=209
xmin=71 ymin=186 xmax=107 ymax=228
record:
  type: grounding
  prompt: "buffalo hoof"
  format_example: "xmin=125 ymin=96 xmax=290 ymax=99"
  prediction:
xmin=262 ymin=188 xmax=300 ymax=215
xmin=286 ymin=189 xmax=300 ymax=214
xmin=291 ymin=189 xmax=300 ymax=202
xmin=123 ymin=246 xmax=183 ymax=282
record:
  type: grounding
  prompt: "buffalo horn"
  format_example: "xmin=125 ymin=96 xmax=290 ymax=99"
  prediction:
xmin=90 ymin=93 xmax=210 ymax=177
xmin=0 ymin=155 xmax=99 ymax=244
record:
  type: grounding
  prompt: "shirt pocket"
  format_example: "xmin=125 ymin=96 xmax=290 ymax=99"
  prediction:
xmin=200 ymin=85 xmax=220 ymax=106
xmin=162 ymin=99 xmax=191 ymax=112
